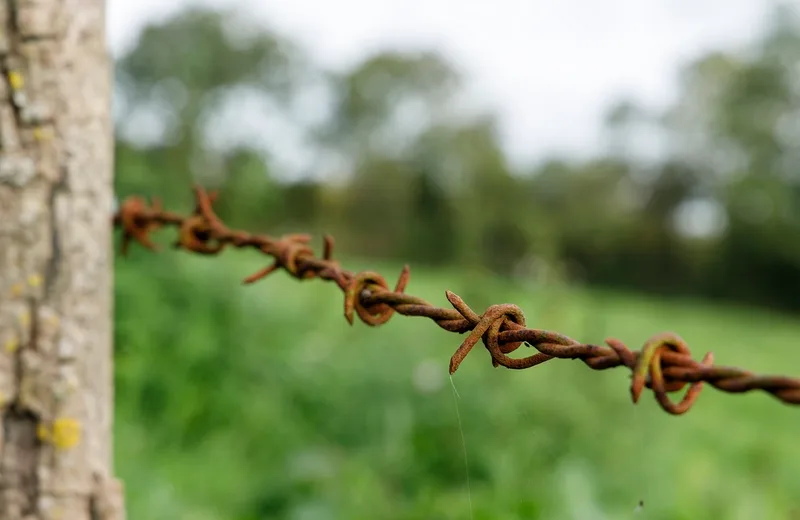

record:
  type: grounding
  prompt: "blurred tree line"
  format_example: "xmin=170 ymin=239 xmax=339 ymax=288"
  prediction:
xmin=114 ymin=4 xmax=800 ymax=312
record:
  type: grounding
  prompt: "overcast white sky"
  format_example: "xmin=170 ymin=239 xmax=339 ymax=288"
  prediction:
xmin=107 ymin=0 xmax=785 ymax=166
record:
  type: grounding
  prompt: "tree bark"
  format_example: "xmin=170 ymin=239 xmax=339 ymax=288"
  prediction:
xmin=0 ymin=0 xmax=124 ymax=518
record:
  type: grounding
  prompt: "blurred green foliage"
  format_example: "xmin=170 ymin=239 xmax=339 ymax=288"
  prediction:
xmin=111 ymin=3 xmax=800 ymax=519
xmin=115 ymin=4 xmax=800 ymax=313
xmin=115 ymin=252 xmax=800 ymax=519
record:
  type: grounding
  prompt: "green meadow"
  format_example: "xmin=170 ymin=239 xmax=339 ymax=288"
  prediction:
xmin=114 ymin=252 xmax=800 ymax=520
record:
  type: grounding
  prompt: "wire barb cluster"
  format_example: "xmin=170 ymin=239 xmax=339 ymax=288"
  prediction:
xmin=113 ymin=185 xmax=800 ymax=415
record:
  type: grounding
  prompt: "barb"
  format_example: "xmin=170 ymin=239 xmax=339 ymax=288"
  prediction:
xmin=112 ymin=186 xmax=800 ymax=416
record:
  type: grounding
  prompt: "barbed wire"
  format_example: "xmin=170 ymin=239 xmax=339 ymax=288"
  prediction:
xmin=113 ymin=185 xmax=800 ymax=415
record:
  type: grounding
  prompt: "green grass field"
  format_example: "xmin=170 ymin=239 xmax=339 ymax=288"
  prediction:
xmin=113 ymin=251 xmax=800 ymax=520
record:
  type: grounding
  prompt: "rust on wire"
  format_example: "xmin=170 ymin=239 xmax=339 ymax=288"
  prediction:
xmin=113 ymin=186 xmax=800 ymax=416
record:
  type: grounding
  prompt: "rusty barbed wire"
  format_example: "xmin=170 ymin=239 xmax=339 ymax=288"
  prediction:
xmin=112 ymin=185 xmax=800 ymax=415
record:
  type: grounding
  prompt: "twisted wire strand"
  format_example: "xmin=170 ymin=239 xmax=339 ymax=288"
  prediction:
xmin=112 ymin=185 xmax=800 ymax=415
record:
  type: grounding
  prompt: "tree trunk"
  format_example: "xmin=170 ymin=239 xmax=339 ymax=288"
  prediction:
xmin=0 ymin=0 xmax=124 ymax=518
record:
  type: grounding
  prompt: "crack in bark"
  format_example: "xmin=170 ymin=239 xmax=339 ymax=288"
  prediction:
xmin=1 ymin=298 xmax=42 ymax=517
xmin=20 ymin=35 xmax=57 ymax=44
xmin=1 ymin=0 xmax=24 ymax=128
xmin=5 ymin=0 xmax=16 ymax=33
xmin=45 ymin=174 xmax=66 ymax=298
xmin=1 ymin=408 xmax=40 ymax=515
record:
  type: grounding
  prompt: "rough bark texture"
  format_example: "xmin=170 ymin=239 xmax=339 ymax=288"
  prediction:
xmin=0 ymin=0 xmax=124 ymax=518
